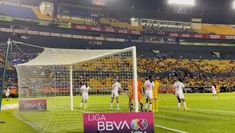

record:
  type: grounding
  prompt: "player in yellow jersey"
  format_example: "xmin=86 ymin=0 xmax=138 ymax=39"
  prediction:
xmin=153 ymin=76 xmax=161 ymax=112
xmin=216 ymin=81 xmax=221 ymax=97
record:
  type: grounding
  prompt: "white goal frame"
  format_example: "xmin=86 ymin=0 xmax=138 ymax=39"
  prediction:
xmin=16 ymin=46 xmax=139 ymax=112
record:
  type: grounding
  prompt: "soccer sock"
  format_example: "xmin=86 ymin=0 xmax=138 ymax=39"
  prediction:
xmin=156 ymin=102 xmax=158 ymax=111
xmin=84 ymin=103 xmax=87 ymax=109
xmin=140 ymin=103 xmax=143 ymax=112
xmin=80 ymin=103 xmax=83 ymax=108
xmin=183 ymin=102 xmax=187 ymax=110
xmin=150 ymin=104 xmax=152 ymax=111
xmin=178 ymin=103 xmax=181 ymax=109
xmin=145 ymin=103 xmax=148 ymax=110
xmin=117 ymin=103 xmax=119 ymax=109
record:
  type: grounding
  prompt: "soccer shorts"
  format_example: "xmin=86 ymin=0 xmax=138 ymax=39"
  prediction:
xmin=130 ymin=93 xmax=143 ymax=103
xmin=212 ymin=90 xmax=217 ymax=95
xmin=82 ymin=93 xmax=89 ymax=100
xmin=111 ymin=90 xmax=119 ymax=97
xmin=145 ymin=90 xmax=153 ymax=99
xmin=153 ymin=93 xmax=159 ymax=99
xmin=176 ymin=91 xmax=184 ymax=99
xmin=6 ymin=93 xmax=10 ymax=97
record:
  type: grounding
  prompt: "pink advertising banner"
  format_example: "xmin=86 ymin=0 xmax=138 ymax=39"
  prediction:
xmin=19 ymin=99 xmax=47 ymax=112
xmin=83 ymin=112 xmax=154 ymax=133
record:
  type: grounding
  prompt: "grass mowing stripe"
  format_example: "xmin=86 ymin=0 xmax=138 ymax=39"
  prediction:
xmin=155 ymin=124 xmax=188 ymax=133
xmin=2 ymin=93 xmax=235 ymax=133
xmin=160 ymin=106 xmax=235 ymax=115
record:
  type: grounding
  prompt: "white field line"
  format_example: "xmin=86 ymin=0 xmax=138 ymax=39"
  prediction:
xmin=155 ymin=124 xmax=188 ymax=133
xmin=13 ymin=113 xmax=41 ymax=132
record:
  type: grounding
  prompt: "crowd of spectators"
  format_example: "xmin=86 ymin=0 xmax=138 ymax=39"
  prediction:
xmin=138 ymin=58 xmax=235 ymax=74
xmin=1 ymin=50 xmax=235 ymax=95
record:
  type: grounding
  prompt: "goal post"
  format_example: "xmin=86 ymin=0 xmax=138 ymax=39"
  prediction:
xmin=132 ymin=46 xmax=138 ymax=113
xmin=70 ymin=65 xmax=73 ymax=111
xmin=14 ymin=45 xmax=138 ymax=132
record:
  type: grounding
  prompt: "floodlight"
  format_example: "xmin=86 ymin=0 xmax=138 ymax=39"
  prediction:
xmin=168 ymin=0 xmax=195 ymax=6
xmin=233 ymin=0 xmax=235 ymax=9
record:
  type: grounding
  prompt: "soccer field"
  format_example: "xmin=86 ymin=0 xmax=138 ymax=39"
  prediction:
xmin=1 ymin=93 xmax=235 ymax=133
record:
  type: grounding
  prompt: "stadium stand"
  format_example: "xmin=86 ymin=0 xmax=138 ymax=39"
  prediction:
xmin=195 ymin=24 xmax=235 ymax=35
xmin=0 ymin=0 xmax=234 ymax=96
xmin=0 ymin=45 xmax=234 ymax=94
xmin=0 ymin=4 xmax=38 ymax=20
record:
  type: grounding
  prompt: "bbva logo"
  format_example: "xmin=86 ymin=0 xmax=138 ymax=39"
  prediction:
xmin=97 ymin=119 xmax=148 ymax=131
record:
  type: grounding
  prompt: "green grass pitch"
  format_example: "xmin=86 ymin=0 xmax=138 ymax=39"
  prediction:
xmin=1 ymin=93 xmax=235 ymax=133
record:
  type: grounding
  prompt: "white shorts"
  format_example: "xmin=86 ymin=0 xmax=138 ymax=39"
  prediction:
xmin=176 ymin=91 xmax=185 ymax=99
xmin=111 ymin=91 xmax=119 ymax=97
xmin=6 ymin=92 xmax=10 ymax=97
xmin=212 ymin=90 xmax=217 ymax=95
xmin=82 ymin=93 xmax=88 ymax=100
xmin=145 ymin=90 xmax=153 ymax=99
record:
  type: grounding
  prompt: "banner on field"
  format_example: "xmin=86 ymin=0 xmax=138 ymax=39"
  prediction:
xmin=83 ymin=112 xmax=154 ymax=133
xmin=19 ymin=99 xmax=47 ymax=112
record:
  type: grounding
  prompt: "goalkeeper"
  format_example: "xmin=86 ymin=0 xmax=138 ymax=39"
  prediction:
xmin=129 ymin=79 xmax=144 ymax=112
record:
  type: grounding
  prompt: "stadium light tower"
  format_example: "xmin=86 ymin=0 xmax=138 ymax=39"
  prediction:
xmin=168 ymin=0 xmax=196 ymax=6
xmin=233 ymin=0 xmax=235 ymax=9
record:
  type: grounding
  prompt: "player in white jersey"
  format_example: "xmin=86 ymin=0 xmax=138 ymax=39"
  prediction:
xmin=211 ymin=84 xmax=217 ymax=98
xmin=5 ymin=88 xmax=11 ymax=101
xmin=80 ymin=83 xmax=90 ymax=109
xmin=173 ymin=78 xmax=189 ymax=111
xmin=144 ymin=75 xmax=155 ymax=112
xmin=110 ymin=79 xmax=121 ymax=110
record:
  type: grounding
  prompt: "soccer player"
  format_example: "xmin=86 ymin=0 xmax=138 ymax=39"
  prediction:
xmin=5 ymin=87 xmax=11 ymax=101
xmin=216 ymin=81 xmax=221 ymax=97
xmin=211 ymin=84 xmax=217 ymax=98
xmin=173 ymin=78 xmax=189 ymax=111
xmin=153 ymin=76 xmax=161 ymax=112
xmin=80 ymin=82 xmax=90 ymax=110
xmin=144 ymin=75 xmax=155 ymax=112
xmin=129 ymin=79 xmax=144 ymax=112
xmin=110 ymin=79 xmax=121 ymax=110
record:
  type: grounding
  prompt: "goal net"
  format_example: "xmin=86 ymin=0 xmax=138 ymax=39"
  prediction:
xmin=14 ymin=46 xmax=138 ymax=132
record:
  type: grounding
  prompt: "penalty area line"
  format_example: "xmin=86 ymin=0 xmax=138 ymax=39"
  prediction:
xmin=155 ymin=124 xmax=188 ymax=133
xmin=13 ymin=113 xmax=41 ymax=131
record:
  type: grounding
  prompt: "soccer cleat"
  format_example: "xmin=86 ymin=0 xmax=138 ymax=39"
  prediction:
xmin=177 ymin=108 xmax=180 ymax=111
xmin=184 ymin=108 xmax=190 ymax=112
xmin=155 ymin=110 xmax=158 ymax=113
